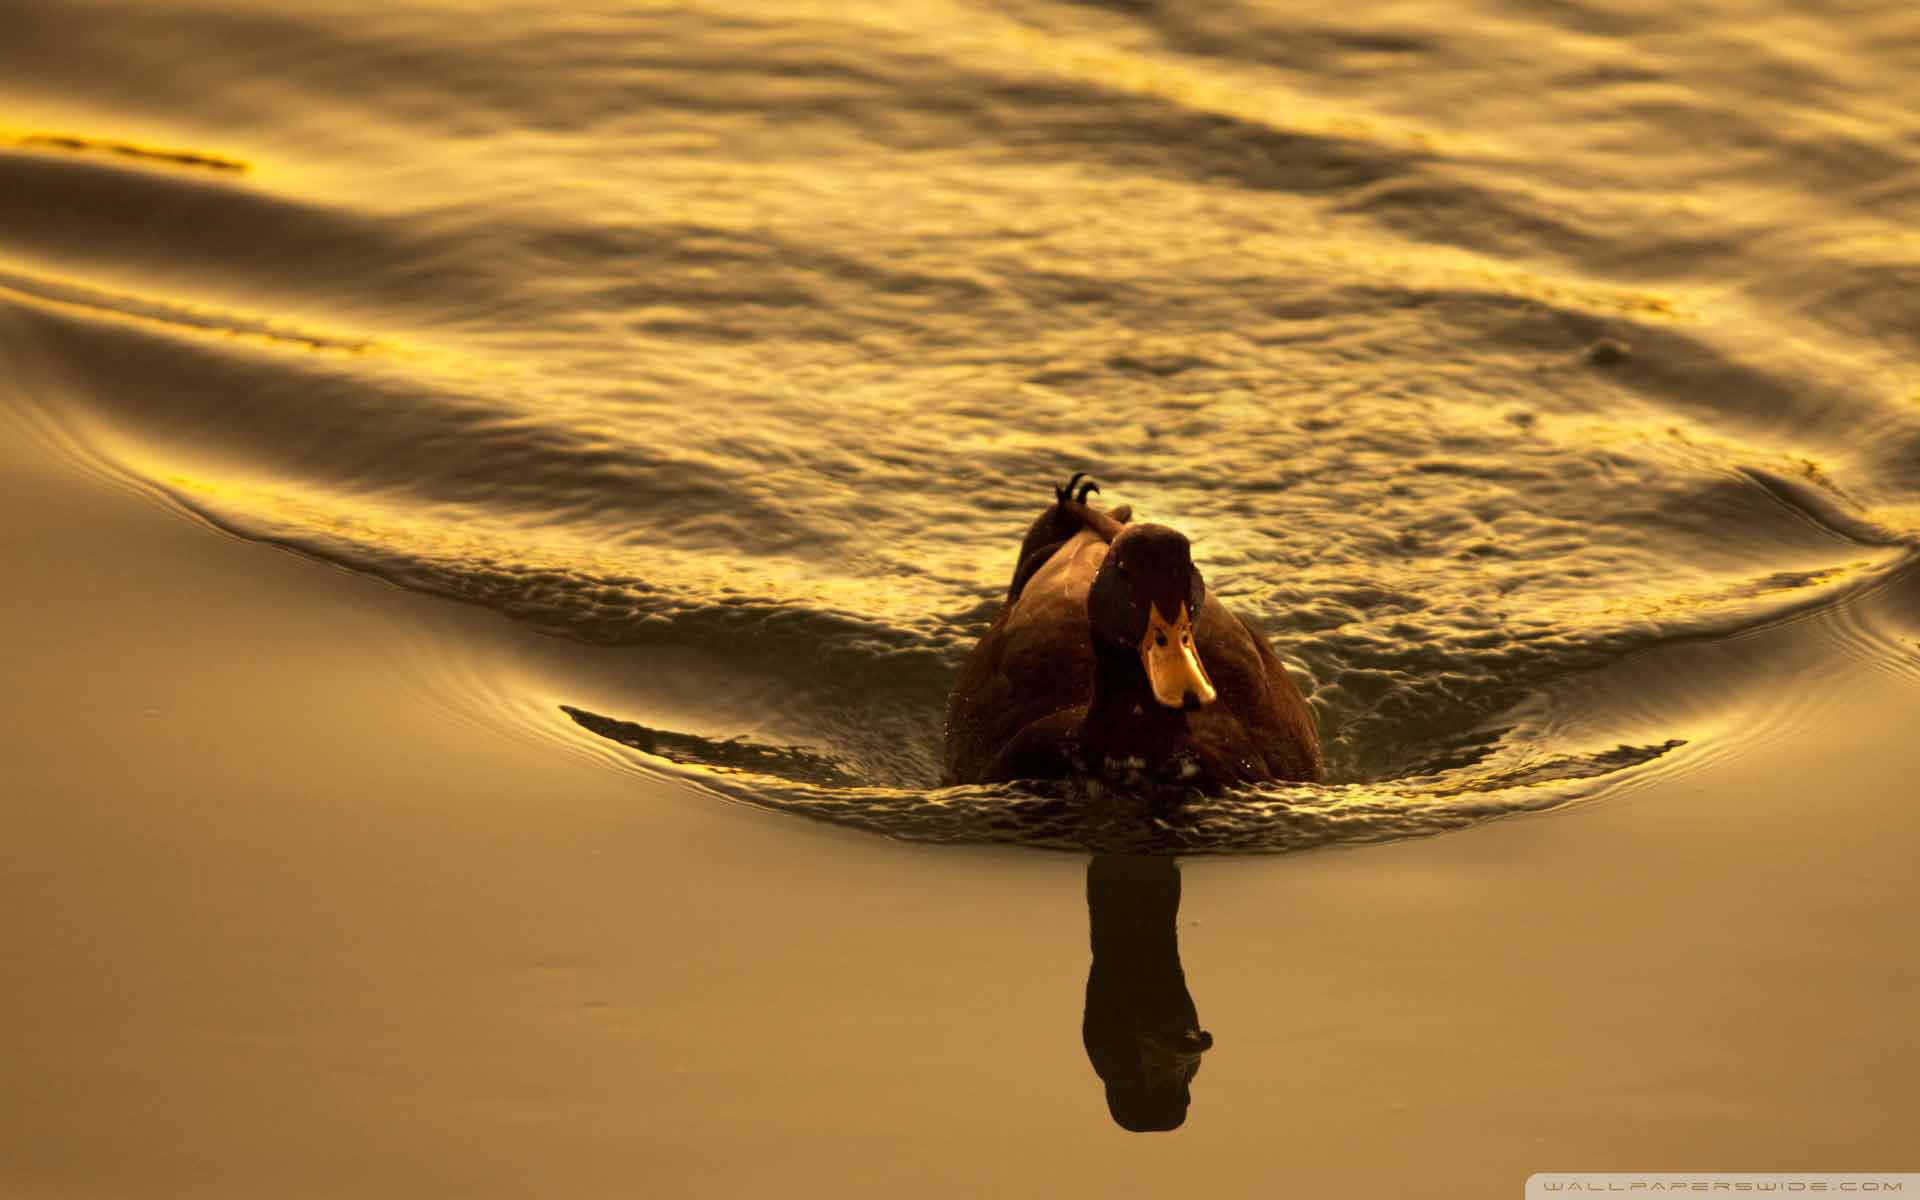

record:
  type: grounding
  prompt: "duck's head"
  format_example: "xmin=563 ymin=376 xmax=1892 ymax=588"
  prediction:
xmin=1101 ymin=1027 xmax=1213 ymax=1133
xmin=1087 ymin=523 xmax=1218 ymax=711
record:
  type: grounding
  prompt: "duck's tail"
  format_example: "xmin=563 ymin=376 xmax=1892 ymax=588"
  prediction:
xmin=1006 ymin=472 xmax=1131 ymax=601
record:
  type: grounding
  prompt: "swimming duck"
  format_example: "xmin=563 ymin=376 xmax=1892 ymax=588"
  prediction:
xmin=943 ymin=474 xmax=1320 ymax=791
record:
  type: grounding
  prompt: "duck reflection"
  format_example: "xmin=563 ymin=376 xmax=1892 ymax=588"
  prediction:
xmin=1083 ymin=855 xmax=1213 ymax=1132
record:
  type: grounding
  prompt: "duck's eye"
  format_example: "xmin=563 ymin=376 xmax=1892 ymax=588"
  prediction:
xmin=1182 ymin=631 xmax=1191 ymax=645
xmin=1156 ymin=633 xmax=1167 ymax=647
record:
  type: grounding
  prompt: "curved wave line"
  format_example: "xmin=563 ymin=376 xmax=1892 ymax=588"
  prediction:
xmin=0 ymin=266 xmax=373 ymax=352
xmin=12 ymin=130 xmax=248 ymax=173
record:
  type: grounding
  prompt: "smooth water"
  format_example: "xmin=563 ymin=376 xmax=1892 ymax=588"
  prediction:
xmin=7 ymin=0 xmax=1920 ymax=850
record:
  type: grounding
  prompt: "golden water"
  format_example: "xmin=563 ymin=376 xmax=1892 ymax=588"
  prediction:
xmin=11 ymin=0 xmax=1920 ymax=850
xmin=4 ymin=3 xmax=1920 ymax=1180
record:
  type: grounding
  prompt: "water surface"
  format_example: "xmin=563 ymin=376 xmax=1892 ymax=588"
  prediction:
xmin=5 ymin=2 xmax=1920 ymax=1185
xmin=7 ymin=0 xmax=1920 ymax=845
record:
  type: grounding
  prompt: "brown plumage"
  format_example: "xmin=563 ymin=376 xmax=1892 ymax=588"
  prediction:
xmin=943 ymin=476 xmax=1321 ymax=791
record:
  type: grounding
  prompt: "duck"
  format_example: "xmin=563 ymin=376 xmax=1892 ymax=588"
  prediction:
xmin=943 ymin=473 xmax=1321 ymax=792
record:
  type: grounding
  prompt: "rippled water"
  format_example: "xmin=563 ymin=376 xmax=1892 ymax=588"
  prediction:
xmin=7 ymin=0 xmax=1920 ymax=850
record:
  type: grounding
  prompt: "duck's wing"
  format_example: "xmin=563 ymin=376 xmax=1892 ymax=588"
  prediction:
xmin=945 ymin=529 xmax=1110 ymax=784
xmin=1192 ymin=598 xmax=1321 ymax=783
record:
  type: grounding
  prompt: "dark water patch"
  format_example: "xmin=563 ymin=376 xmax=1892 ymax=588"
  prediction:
xmin=1001 ymin=2 xmax=1436 ymax=78
xmin=1337 ymin=174 xmax=1612 ymax=264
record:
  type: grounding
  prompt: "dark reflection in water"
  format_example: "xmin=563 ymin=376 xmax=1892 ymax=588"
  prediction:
xmin=1083 ymin=855 xmax=1212 ymax=1132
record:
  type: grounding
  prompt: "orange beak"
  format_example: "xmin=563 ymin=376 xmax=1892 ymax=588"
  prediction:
xmin=1140 ymin=602 xmax=1216 ymax=711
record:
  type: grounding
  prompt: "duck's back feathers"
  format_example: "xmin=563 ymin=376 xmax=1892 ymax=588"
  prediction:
xmin=947 ymin=526 xmax=1108 ymax=785
xmin=1007 ymin=496 xmax=1131 ymax=603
